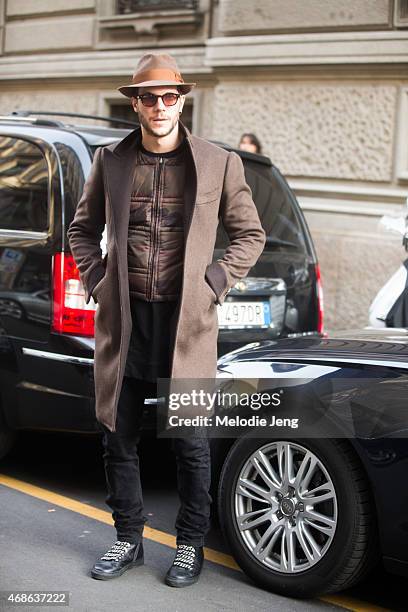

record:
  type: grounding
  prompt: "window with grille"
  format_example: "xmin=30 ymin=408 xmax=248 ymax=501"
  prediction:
xmin=395 ymin=0 xmax=408 ymax=26
xmin=117 ymin=0 xmax=198 ymax=13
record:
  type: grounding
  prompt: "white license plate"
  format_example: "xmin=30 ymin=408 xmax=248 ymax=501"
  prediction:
xmin=218 ymin=301 xmax=271 ymax=328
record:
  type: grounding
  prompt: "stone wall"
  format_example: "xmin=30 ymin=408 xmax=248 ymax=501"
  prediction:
xmin=305 ymin=211 xmax=404 ymax=331
xmin=3 ymin=0 xmax=210 ymax=53
xmin=207 ymin=75 xmax=406 ymax=331
xmin=0 ymin=89 xmax=101 ymax=121
xmin=211 ymin=82 xmax=397 ymax=182
xmin=4 ymin=0 xmax=96 ymax=53
xmin=217 ymin=0 xmax=391 ymax=34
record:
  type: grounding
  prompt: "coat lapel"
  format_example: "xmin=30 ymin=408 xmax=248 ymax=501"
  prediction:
xmin=103 ymin=129 xmax=140 ymax=277
xmin=181 ymin=125 xmax=198 ymax=240
xmin=103 ymin=123 xmax=199 ymax=271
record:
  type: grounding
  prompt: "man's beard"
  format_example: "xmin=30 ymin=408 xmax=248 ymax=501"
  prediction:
xmin=139 ymin=113 xmax=179 ymax=138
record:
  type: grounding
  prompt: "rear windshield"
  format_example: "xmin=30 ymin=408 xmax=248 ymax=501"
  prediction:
xmin=216 ymin=159 xmax=308 ymax=254
xmin=56 ymin=143 xmax=85 ymax=219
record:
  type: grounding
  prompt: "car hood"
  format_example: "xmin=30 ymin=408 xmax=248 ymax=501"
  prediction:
xmin=217 ymin=327 xmax=408 ymax=366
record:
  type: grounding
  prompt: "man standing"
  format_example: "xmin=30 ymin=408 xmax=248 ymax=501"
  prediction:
xmin=67 ymin=53 xmax=265 ymax=587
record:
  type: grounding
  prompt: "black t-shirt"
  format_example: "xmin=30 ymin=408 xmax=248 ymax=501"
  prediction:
xmin=123 ymin=299 xmax=179 ymax=382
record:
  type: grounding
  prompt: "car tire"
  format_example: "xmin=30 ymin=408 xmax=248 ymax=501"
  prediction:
xmin=218 ymin=436 xmax=378 ymax=598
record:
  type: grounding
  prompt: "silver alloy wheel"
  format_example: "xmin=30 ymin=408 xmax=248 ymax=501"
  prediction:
xmin=235 ymin=441 xmax=338 ymax=573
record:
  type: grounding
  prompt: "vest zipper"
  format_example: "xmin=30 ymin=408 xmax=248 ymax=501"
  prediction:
xmin=148 ymin=156 xmax=164 ymax=300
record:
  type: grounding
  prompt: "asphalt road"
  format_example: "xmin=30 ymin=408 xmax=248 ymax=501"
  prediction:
xmin=0 ymin=430 xmax=406 ymax=612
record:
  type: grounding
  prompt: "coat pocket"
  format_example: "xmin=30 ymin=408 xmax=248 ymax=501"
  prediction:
xmin=92 ymin=275 xmax=106 ymax=302
xmin=196 ymin=188 xmax=219 ymax=206
xmin=92 ymin=254 xmax=108 ymax=302
xmin=203 ymin=277 xmax=217 ymax=307
xmin=205 ymin=261 xmax=229 ymax=305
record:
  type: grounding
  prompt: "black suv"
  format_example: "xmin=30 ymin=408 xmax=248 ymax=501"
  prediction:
xmin=0 ymin=112 xmax=322 ymax=457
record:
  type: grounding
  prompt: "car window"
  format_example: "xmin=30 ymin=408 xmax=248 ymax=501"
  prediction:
xmin=216 ymin=159 xmax=308 ymax=254
xmin=0 ymin=136 xmax=48 ymax=232
xmin=55 ymin=143 xmax=85 ymax=218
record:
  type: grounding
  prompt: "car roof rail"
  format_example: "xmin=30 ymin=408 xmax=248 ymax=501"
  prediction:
xmin=0 ymin=113 xmax=65 ymax=127
xmin=9 ymin=110 xmax=139 ymax=129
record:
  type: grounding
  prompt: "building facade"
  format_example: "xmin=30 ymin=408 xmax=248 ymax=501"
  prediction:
xmin=1 ymin=0 xmax=407 ymax=330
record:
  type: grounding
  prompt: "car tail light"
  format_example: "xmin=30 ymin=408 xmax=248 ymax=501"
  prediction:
xmin=315 ymin=263 xmax=324 ymax=333
xmin=52 ymin=252 xmax=95 ymax=337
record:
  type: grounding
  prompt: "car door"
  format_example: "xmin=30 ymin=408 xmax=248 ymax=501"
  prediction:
xmin=0 ymin=131 xmax=62 ymax=428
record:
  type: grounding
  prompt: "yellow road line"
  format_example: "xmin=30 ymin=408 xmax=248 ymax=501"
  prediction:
xmin=0 ymin=474 xmax=239 ymax=570
xmin=0 ymin=473 xmax=390 ymax=612
xmin=320 ymin=595 xmax=391 ymax=612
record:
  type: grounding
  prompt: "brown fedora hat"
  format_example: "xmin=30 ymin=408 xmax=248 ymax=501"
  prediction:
xmin=118 ymin=53 xmax=196 ymax=98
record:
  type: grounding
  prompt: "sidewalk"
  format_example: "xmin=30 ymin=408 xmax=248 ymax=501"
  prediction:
xmin=0 ymin=484 xmax=339 ymax=612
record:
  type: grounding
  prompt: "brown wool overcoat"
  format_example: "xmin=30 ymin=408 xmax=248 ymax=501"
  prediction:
xmin=67 ymin=123 xmax=266 ymax=432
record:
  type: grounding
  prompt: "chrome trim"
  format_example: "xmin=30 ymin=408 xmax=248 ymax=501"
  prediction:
xmin=264 ymin=355 xmax=408 ymax=369
xmin=0 ymin=229 xmax=48 ymax=239
xmin=0 ymin=115 xmax=50 ymax=123
xmin=144 ymin=396 xmax=166 ymax=405
xmin=230 ymin=277 xmax=286 ymax=294
xmin=17 ymin=381 xmax=81 ymax=397
xmin=22 ymin=347 xmax=93 ymax=365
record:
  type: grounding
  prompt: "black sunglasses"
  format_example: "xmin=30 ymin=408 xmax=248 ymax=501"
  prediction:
xmin=136 ymin=92 xmax=181 ymax=107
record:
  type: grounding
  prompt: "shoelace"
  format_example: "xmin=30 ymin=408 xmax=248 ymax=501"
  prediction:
xmin=173 ymin=544 xmax=197 ymax=570
xmin=100 ymin=540 xmax=133 ymax=562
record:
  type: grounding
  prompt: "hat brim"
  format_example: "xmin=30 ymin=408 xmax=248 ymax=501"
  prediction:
xmin=118 ymin=80 xmax=195 ymax=98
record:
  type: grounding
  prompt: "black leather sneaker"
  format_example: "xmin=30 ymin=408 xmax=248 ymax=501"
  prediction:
xmin=165 ymin=544 xmax=204 ymax=587
xmin=91 ymin=540 xmax=144 ymax=580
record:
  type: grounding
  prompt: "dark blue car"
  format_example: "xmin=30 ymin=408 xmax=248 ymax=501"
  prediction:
xmin=213 ymin=327 xmax=408 ymax=597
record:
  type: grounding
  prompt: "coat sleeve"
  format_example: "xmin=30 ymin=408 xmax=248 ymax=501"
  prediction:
xmin=66 ymin=146 xmax=106 ymax=304
xmin=205 ymin=151 xmax=266 ymax=305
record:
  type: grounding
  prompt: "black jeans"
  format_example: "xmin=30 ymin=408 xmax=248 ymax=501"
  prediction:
xmin=98 ymin=376 xmax=212 ymax=547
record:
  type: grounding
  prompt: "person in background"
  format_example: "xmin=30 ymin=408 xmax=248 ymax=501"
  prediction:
xmin=238 ymin=133 xmax=263 ymax=154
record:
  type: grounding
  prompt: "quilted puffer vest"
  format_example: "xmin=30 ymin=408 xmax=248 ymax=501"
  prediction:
xmin=127 ymin=140 xmax=186 ymax=301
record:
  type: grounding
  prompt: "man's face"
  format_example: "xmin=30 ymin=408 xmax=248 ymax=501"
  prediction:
xmin=131 ymin=86 xmax=185 ymax=139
